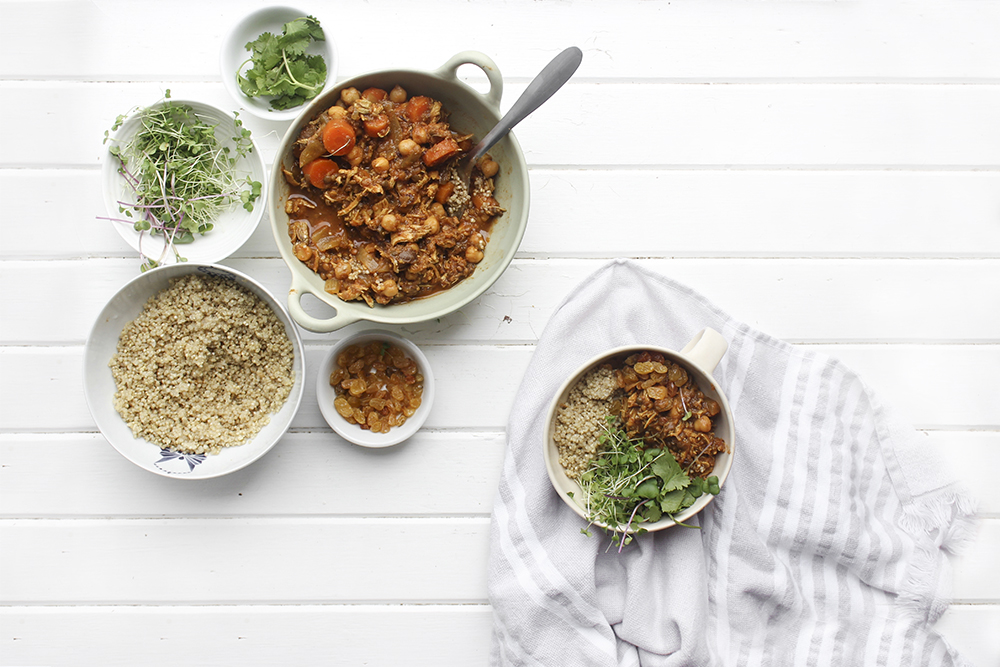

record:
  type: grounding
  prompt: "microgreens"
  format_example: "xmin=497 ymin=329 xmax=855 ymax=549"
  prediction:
xmin=101 ymin=91 xmax=261 ymax=271
xmin=577 ymin=416 xmax=720 ymax=551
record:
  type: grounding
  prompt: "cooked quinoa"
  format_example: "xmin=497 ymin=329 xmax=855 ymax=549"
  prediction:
xmin=109 ymin=273 xmax=295 ymax=455
xmin=552 ymin=366 xmax=619 ymax=478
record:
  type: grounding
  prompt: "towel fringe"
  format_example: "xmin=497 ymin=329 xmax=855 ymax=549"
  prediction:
xmin=896 ymin=485 xmax=978 ymax=624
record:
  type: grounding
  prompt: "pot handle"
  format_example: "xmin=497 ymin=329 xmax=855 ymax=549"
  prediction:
xmin=286 ymin=276 xmax=361 ymax=333
xmin=680 ymin=328 xmax=729 ymax=375
xmin=433 ymin=51 xmax=504 ymax=111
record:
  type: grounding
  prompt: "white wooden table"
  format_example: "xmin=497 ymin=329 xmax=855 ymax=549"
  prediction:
xmin=1 ymin=1 xmax=998 ymax=664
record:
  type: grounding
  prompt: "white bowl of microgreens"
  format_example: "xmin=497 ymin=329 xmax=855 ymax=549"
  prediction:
xmin=543 ymin=329 xmax=736 ymax=550
xmin=101 ymin=94 xmax=266 ymax=270
xmin=220 ymin=7 xmax=338 ymax=121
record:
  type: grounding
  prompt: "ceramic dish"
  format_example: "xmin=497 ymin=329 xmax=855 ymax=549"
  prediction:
xmin=543 ymin=328 xmax=736 ymax=533
xmin=269 ymin=50 xmax=530 ymax=332
xmin=84 ymin=263 xmax=305 ymax=479
xmin=102 ymin=99 xmax=267 ymax=265
xmin=220 ymin=6 xmax=338 ymax=121
xmin=316 ymin=330 xmax=434 ymax=447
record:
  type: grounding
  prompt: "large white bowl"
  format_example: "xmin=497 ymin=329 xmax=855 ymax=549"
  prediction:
xmin=269 ymin=51 xmax=530 ymax=332
xmin=220 ymin=6 xmax=338 ymax=121
xmin=102 ymin=99 xmax=267 ymax=265
xmin=316 ymin=330 xmax=435 ymax=448
xmin=84 ymin=263 xmax=305 ymax=479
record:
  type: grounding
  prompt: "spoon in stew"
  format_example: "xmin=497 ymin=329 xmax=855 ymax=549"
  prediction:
xmin=456 ymin=46 xmax=583 ymax=200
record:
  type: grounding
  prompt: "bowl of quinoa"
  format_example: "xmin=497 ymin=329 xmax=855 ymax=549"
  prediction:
xmin=543 ymin=335 xmax=735 ymax=535
xmin=84 ymin=263 xmax=305 ymax=479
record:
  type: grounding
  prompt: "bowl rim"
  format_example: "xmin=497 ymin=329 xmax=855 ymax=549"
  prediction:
xmin=101 ymin=98 xmax=267 ymax=266
xmin=315 ymin=329 xmax=435 ymax=447
xmin=267 ymin=51 xmax=530 ymax=332
xmin=84 ymin=262 xmax=305 ymax=479
xmin=219 ymin=5 xmax=339 ymax=121
xmin=542 ymin=343 xmax=736 ymax=533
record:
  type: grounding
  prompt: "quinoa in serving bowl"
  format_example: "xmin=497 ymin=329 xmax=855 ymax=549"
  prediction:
xmin=85 ymin=263 xmax=305 ymax=479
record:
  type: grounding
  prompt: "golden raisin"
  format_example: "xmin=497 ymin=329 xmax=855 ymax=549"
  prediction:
xmin=330 ymin=340 xmax=425 ymax=431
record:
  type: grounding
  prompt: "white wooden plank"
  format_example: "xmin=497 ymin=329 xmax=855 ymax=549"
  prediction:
xmin=935 ymin=605 xmax=1000 ymax=667
xmin=1 ymin=518 xmax=996 ymax=603
xmin=1 ymin=344 xmax=996 ymax=433
xmin=3 ymin=1 xmax=999 ymax=80
xmin=0 ymin=605 xmax=494 ymax=667
xmin=0 ymin=432 xmax=506 ymax=517
xmin=4 ymin=82 xmax=1000 ymax=168
xmin=920 ymin=431 xmax=1000 ymax=518
xmin=3 ymin=258 xmax=999 ymax=345
xmin=2 ymin=431 xmax=996 ymax=518
xmin=952 ymin=520 xmax=1000 ymax=602
xmin=1 ymin=603 xmax=995 ymax=667
xmin=4 ymin=168 xmax=1000 ymax=260
xmin=0 ymin=518 xmax=492 ymax=603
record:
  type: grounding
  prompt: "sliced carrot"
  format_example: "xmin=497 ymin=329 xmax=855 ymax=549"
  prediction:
xmin=362 ymin=87 xmax=388 ymax=101
xmin=322 ymin=119 xmax=356 ymax=156
xmin=302 ymin=158 xmax=337 ymax=188
xmin=406 ymin=96 xmax=431 ymax=122
xmin=435 ymin=181 xmax=455 ymax=203
xmin=363 ymin=114 xmax=390 ymax=138
xmin=423 ymin=137 xmax=460 ymax=167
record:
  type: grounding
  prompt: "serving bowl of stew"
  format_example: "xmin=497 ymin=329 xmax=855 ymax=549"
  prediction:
xmin=268 ymin=51 xmax=530 ymax=332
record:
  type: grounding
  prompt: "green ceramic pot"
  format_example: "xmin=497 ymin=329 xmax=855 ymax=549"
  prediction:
xmin=269 ymin=51 xmax=530 ymax=332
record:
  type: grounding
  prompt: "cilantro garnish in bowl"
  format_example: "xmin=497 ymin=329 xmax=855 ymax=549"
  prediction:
xmin=574 ymin=416 xmax=721 ymax=551
xmin=237 ymin=15 xmax=328 ymax=111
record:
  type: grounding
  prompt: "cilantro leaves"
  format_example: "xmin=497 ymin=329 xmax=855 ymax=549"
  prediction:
xmin=237 ymin=16 xmax=328 ymax=111
xmin=578 ymin=417 xmax=720 ymax=550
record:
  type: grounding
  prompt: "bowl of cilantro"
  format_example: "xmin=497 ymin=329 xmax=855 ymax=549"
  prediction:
xmin=221 ymin=7 xmax=337 ymax=121
xmin=543 ymin=329 xmax=736 ymax=550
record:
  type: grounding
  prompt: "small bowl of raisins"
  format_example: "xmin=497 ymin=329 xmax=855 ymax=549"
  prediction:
xmin=316 ymin=330 xmax=434 ymax=447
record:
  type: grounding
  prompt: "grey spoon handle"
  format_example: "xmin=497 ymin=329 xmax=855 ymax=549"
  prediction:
xmin=467 ymin=46 xmax=583 ymax=166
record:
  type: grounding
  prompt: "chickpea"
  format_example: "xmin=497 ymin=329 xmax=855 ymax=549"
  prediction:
xmin=371 ymin=156 xmax=390 ymax=173
xmin=398 ymin=139 xmax=419 ymax=156
xmin=389 ymin=85 xmax=407 ymax=103
xmin=693 ymin=416 xmax=713 ymax=433
xmin=327 ymin=106 xmax=348 ymax=119
xmin=424 ymin=216 xmax=439 ymax=234
xmin=334 ymin=261 xmax=351 ymax=280
xmin=346 ymin=145 xmax=364 ymax=167
xmin=340 ymin=87 xmax=361 ymax=105
xmin=380 ymin=214 xmax=399 ymax=232
xmin=478 ymin=157 xmax=499 ymax=178
xmin=465 ymin=245 xmax=484 ymax=263
xmin=430 ymin=202 xmax=446 ymax=219
xmin=380 ymin=279 xmax=399 ymax=298
xmin=412 ymin=124 xmax=431 ymax=144
xmin=293 ymin=243 xmax=313 ymax=262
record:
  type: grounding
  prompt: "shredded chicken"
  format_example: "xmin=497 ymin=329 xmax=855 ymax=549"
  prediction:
xmin=284 ymin=85 xmax=504 ymax=306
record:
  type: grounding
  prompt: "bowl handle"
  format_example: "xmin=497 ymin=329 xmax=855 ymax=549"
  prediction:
xmin=286 ymin=277 xmax=360 ymax=333
xmin=680 ymin=328 xmax=729 ymax=375
xmin=433 ymin=51 xmax=504 ymax=111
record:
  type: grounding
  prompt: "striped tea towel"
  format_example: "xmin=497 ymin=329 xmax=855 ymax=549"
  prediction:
xmin=487 ymin=259 xmax=977 ymax=666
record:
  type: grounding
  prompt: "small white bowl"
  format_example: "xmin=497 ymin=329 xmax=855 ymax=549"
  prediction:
xmin=84 ymin=263 xmax=305 ymax=479
xmin=316 ymin=330 xmax=434 ymax=448
xmin=102 ymin=99 xmax=267 ymax=265
xmin=220 ymin=6 xmax=339 ymax=121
